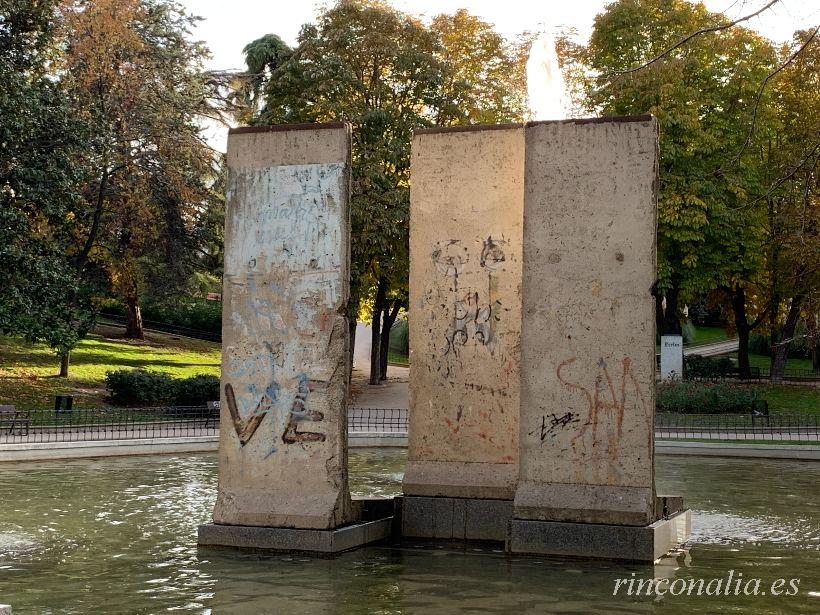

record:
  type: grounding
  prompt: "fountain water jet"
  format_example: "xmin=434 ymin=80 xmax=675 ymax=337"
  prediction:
xmin=526 ymin=31 xmax=568 ymax=121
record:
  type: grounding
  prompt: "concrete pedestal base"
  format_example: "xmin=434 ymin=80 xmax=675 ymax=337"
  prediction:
xmin=198 ymin=517 xmax=392 ymax=555
xmin=400 ymin=496 xmax=513 ymax=542
xmin=507 ymin=509 xmax=691 ymax=562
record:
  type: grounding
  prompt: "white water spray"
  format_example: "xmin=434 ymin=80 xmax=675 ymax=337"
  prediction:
xmin=526 ymin=31 xmax=568 ymax=121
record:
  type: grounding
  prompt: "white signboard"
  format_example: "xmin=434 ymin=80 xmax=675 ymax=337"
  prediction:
xmin=660 ymin=335 xmax=684 ymax=380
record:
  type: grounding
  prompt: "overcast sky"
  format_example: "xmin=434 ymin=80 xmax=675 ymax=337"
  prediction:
xmin=182 ymin=0 xmax=818 ymax=149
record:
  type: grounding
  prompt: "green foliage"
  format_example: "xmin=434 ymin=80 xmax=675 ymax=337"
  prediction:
xmin=105 ymin=369 xmax=219 ymax=405
xmin=170 ymin=374 xmax=220 ymax=406
xmin=246 ymin=0 xmax=526 ymax=320
xmin=0 ymin=0 xmax=98 ymax=358
xmin=60 ymin=0 xmax=222 ymax=336
xmin=681 ymin=321 xmax=696 ymax=345
xmin=585 ymin=0 xmax=776 ymax=297
xmin=683 ymin=354 xmax=736 ymax=380
xmin=104 ymin=298 xmax=222 ymax=333
xmin=105 ymin=369 xmax=176 ymax=405
xmin=388 ymin=319 xmax=409 ymax=355
xmin=656 ymin=381 xmax=761 ymax=414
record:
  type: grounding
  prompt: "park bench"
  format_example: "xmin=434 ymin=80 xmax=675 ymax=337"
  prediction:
xmin=0 ymin=404 xmax=32 ymax=436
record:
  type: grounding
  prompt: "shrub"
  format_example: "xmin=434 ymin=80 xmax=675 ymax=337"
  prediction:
xmin=105 ymin=369 xmax=219 ymax=406
xmin=105 ymin=369 xmax=176 ymax=405
xmin=173 ymin=374 xmax=220 ymax=405
xmin=140 ymin=299 xmax=222 ymax=333
xmin=683 ymin=354 xmax=736 ymax=380
xmin=101 ymin=297 xmax=221 ymax=333
xmin=656 ymin=381 xmax=762 ymax=414
xmin=681 ymin=321 xmax=696 ymax=345
xmin=388 ymin=319 xmax=409 ymax=355
xmin=749 ymin=334 xmax=771 ymax=357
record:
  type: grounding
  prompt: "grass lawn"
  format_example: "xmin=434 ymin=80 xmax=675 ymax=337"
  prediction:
xmin=754 ymin=384 xmax=820 ymax=414
xmin=744 ymin=352 xmax=814 ymax=371
xmin=686 ymin=326 xmax=731 ymax=346
xmin=387 ymin=351 xmax=409 ymax=367
xmin=0 ymin=324 xmax=220 ymax=410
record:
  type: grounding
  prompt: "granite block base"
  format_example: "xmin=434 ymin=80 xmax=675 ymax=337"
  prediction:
xmin=198 ymin=517 xmax=392 ymax=555
xmin=400 ymin=496 xmax=513 ymax=542
xmin=506 ymin=509 xmax=691 ymax=562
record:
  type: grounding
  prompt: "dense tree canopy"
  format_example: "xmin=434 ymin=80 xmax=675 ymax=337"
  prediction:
xmin=0 ymin=0 xmax=97 ymax=371
xmin=59 ymin=0 xmax=221 ymax=339
xmin=244 ymin=0 xmax=527 ymax=382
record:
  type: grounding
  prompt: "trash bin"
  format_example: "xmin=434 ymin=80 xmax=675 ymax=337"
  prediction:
xmin=54 ymin=395 xmax=73 ymax=413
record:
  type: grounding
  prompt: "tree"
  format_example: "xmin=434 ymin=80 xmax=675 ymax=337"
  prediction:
xmin=762 ymin=29 xmax=820 ymax=380
xmin=59 ymin=0 xmax=218 ymax=339
xmin=0 ymin=0 xmax=98 ymax=376
xmin=585 ymin=0 xmax=778 ymax=377
xmin=430 ymin=9 xmax=526 ymax=124
xmin=245 ymin=0 xmax=526 ymax=383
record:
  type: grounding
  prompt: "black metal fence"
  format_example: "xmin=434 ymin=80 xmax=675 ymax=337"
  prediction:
xmin=99 ymin=313 xmax=221 ymax=342
xmin=655 ymin=412 xmax=820 ymax=442
xmin=0 ymin=406 xmax=218 ymax=444
xmin=2 ymin=406 xmax=818 ymax=444
xmin=348 ymin=407 xmax=408 ymax=433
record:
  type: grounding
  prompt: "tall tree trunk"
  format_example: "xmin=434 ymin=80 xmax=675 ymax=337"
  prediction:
xmin=654 ymin=289 xmax=664 ymax=341
xmin=59 ymin=352 xmax=70 ymax=378
xmin=771 ymin=294 xmax=803 ymax=383
xmin=730 ymin=286 xmax=752 ymax=380
xmin=810 ymin=315 xmax=820 ymax=372
xmin=379 ymin=299 xmax=401 ymax=381
xmin=347 ymin=316 xmax=357 ymax=385
xmin=124 ymin=294 xmax=144 ymax=339
xmin=369 ymin=277 xmax=387 ymax=385
xmin=662 ymin=285 xmax=682 ymax=335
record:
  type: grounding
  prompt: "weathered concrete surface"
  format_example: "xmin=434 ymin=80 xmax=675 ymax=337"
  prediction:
xmin=213 ymin=123 xmax=354 ymax=530
xmin=404 ymin=125 xmax=524 ymax=500
xmin=507 ymin=509 xmax=691 ymax=562
xmin=515 ymin=117 xmax=659 ymax=525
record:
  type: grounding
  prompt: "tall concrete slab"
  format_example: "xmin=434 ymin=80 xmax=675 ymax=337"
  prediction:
xmin=404 ymin=125 xmax=523 ymax=500
xmin=212 ymin=123 xmax=353 ymax=529
xmin=514 ymin=116 xmax=659 ymax=526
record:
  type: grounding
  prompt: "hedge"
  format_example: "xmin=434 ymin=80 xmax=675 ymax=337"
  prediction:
xmin=105 ymin=369 xmax=219 ymax=406
xmin=683 ymin=354 xmax=736 ymax=380
xmin=656 ymin=381 xmax=763 ymax=414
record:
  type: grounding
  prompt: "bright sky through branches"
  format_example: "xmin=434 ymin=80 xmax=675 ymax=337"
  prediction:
xmin=183 ymin=0 xmax=817 ymax=149
xmin=183 ymin=0 xmax=815 ymax=71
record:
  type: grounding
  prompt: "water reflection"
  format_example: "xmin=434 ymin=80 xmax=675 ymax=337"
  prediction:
xmin=0 ymin=451 xmax=818 ymax=614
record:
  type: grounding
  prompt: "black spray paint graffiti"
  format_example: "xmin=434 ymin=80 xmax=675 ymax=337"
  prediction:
xmin=282 ymin=373 xmax=327 ymax=444
xmin=433 ymin=236 xmax=507 ymax=356
xmin=528 ymin=411 xmax=581 ymax=444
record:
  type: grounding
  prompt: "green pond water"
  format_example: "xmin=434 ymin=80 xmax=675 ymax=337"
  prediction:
xmin=0 ymin=450 xmax=818 ymax=614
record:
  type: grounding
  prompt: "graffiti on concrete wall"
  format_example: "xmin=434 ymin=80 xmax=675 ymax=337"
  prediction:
xmin=222 ymin=163 xmax=344 ymax=454
xmin=431 ymin=236 xmax=509 ymax=358
xmin=550 ymin=355 xmax=651 ymax=478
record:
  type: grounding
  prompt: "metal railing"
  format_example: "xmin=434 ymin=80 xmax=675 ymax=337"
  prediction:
xmin=655 ymin=412 xmax=820 ymax=442
xmin=2 ymin=406 xmax=817 ymax=445
xmin=99 ymin=313 xmax=221 ymax=342
xmin=0 ymin=406 xmax=218 ymax=444
xmin=348 ymin=407 xmax=408 ymax=433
